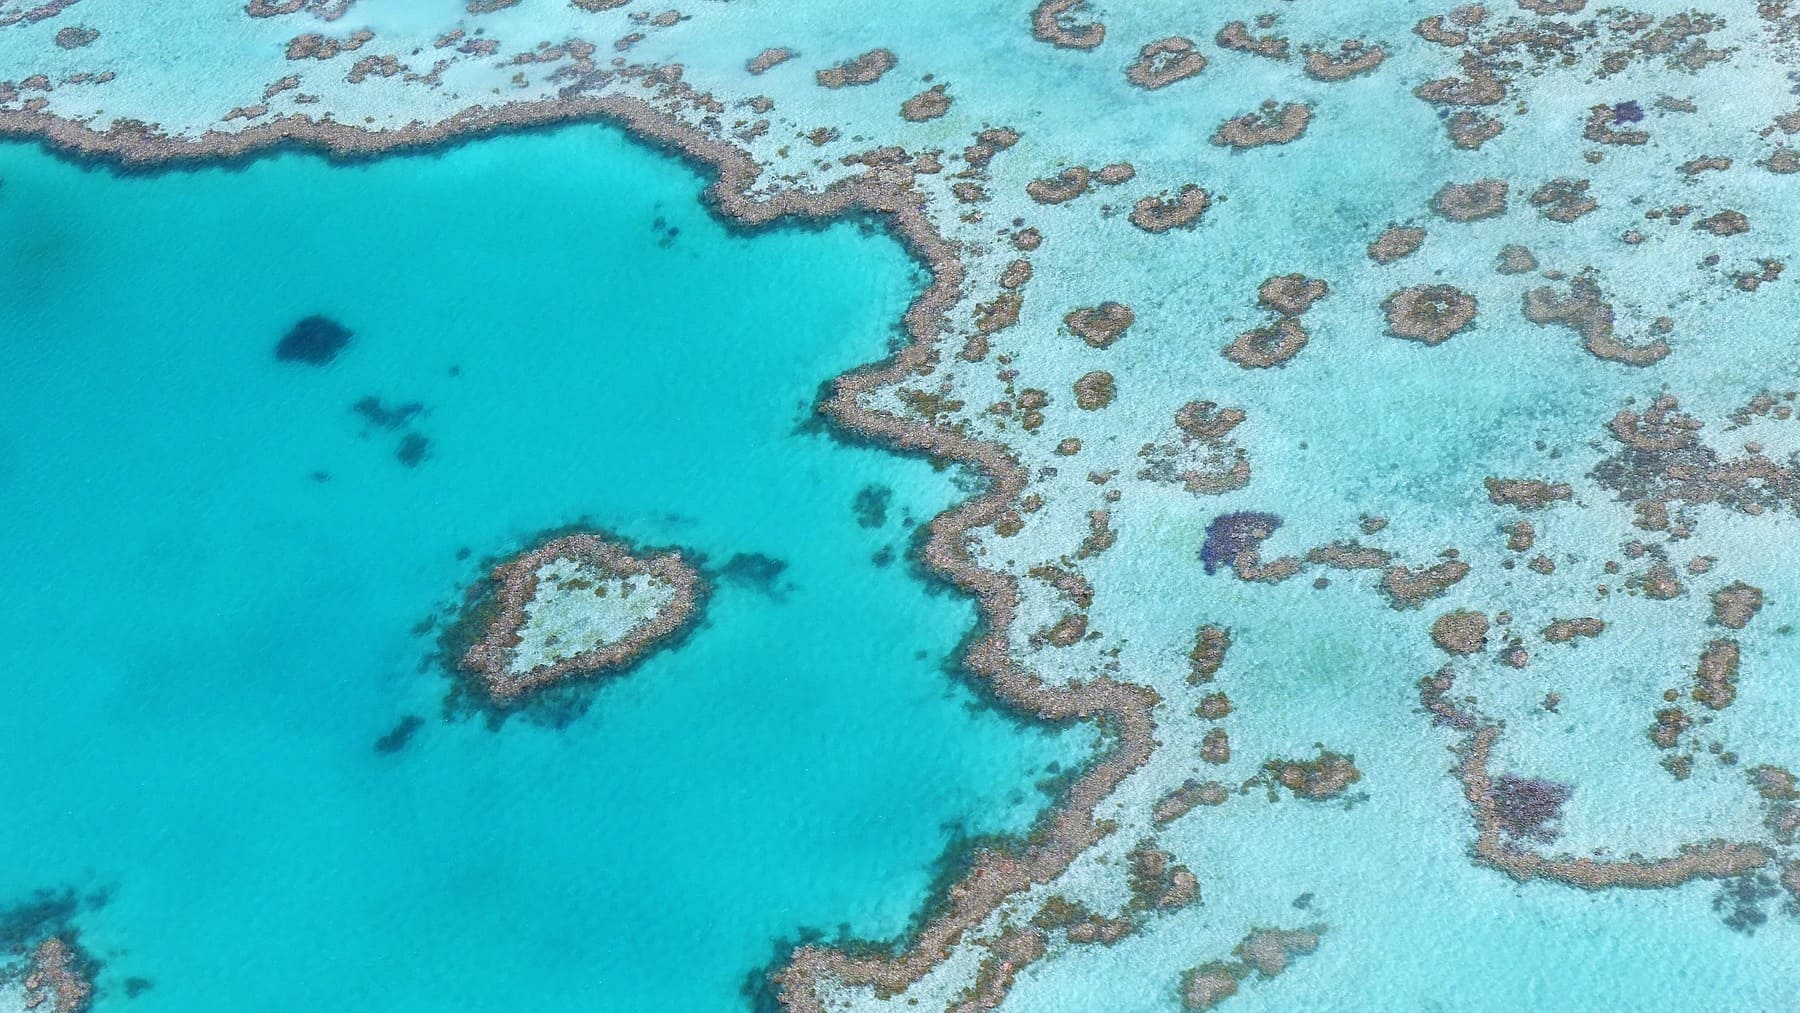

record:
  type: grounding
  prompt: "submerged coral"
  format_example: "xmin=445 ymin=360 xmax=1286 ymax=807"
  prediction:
xmin=274 ymin=314 xmax=352 ymax=364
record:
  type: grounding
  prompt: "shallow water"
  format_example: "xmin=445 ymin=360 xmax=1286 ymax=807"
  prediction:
xmin=0 ymin=127 xmax=1081 ymax=1010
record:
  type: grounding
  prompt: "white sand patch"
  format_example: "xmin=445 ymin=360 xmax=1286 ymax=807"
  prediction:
xmin=506 ymin=556 xmax=679 ymax=677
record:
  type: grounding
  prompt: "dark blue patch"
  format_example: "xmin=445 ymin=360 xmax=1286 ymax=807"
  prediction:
xmin=853 ymin=484 xmax=892 ymax=528
xmin=395 ymin=432 xmax=430 ymax=468
xmin=275 ymin=314 xmax=352 ymax=365
xmin=352 ymin=396 xmax=424 ymax=430
xmin=1713 ymin=873 xmax=1780 ymax=934
xmin=719 ymin=552 xmax=788 ymax=596
xmin=1611 ymin=100 xmax=1645 ymax=124
xmin=1200 ymin=511 xmax=1282 ymax=574
xmin=373 ymin=714 xmax=424 ymax=755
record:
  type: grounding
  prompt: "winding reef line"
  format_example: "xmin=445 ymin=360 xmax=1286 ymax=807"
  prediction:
xmin=3 ymin=80 xmax=1165 ymax=1008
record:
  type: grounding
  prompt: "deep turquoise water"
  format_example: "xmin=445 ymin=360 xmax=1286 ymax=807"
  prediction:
xmin=0 ymin=127 xmax=1080 ymax=1009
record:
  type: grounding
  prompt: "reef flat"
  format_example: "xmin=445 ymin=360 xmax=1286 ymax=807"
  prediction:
xmin=5 ymin=0 xmax=1800 ymax=1009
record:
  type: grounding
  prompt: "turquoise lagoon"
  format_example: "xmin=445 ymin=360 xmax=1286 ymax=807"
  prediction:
xmin=0 ymin=127 xmax=1081 ymax=1009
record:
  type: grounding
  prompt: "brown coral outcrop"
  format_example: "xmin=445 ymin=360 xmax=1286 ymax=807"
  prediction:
xmin=816 ymin=49 xmax=897 ymax=88
xmin=900 ymin=84 xmax=951 ymax=121
xmin=1711 ymin=582 xmax=1763 ymax=629
xmin=1416 ymin=54 xmax=1506 ymax=106
xmin=1496 ymin=245 xmax=1537 ymax=274
xmin=1691 ymin=639 xmax=1739 ymax=709
xmin=1176 ymin=401 xmax=1246 ymax=441
xmin=1485 ymin=477 xmax=1572 ymax=509
xmin=1026 ymin=166 xmax=1092 ymax=205
xmin=1266 ymin=751 xmax=1361 ymax=799
xmin=1126 ymin=37 xmax=1207 ymax=89
xmin=1074 ymin=370 xmax=1116 ymax=410
xmin=1257 ymin=274 xmax=1329 ymax=315
xmin=1128 ymin=845 xmax=1201 ymax=910
xmin=1095 ymin=162 xmax=1136 ymax=185
xmin=1542 ymin=617 xmax=1604 ymax=643
xmin=1383 ymin=560 xmax=1471 ymax=607
xmin=1216 ymin=21 xmax=1289 ymax=60
xmin=1178 ymin=927 xmax=1324 ymax=1010
xmin=747 ymin=47 xmax=794 ymax=74
xmin=1695 ymin=209 xmax=1749 ymax=236
xmin=1522 ymin=277 xmax=1670 ymax=366
xmin=286 ymin=28 xmax=374 ymax=61
xmin=1368 ymin=224 xmax=1425 ymax=264
xmin=1201 ymin=728 xmax=1231 ymax=764
xmin=1031 ymin=0 xmax=1105 ymax=49
xmin=1129 ymin=185 xmax=1211 ymax=232
xmin=53 ymin=25 xmax=97 ymax=48
xmin=1529 ymin=178 xmax=1598 ymax=222
xmin=1383 ymin=285 xmax=1477 ymax=344
xmin=1153 ymin=779 xmax=1230 ymax=823
xmin=1754 ymin=766 xmax=1798 ymax=801
xmin=1223 ymin=317 xmax=1308 ymax=368
xmin=1211 ymin=102 xmax=1311 ymax=149
xmin=1304 ymin=42 xmax=1385 ymax=80
xmin=1447 ymin=110 xmax=1504 ymax=149
xmin=1430 ymin=178 xmax=1509 ymax=221
xmin=1189 ymin=624 xmax=1231 ymax=684
xmin=1432 ymin=609 xmax=1491 ymax=654
xmin=1650 ymin=707 xmax=1691 ymax=749
xmin=1064 ymin=302 xmax=1134 ymax=347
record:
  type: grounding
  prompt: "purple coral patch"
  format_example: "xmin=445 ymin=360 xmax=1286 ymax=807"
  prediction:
xmin=1491 ymin=774 xmax=1571 ymax=844
xmin=1201 ymin=511 xmax=1282 ymax=574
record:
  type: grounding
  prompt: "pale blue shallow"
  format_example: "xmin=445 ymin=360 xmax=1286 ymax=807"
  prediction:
xmin=0 ymin=127 xmax=1080 ymax=1010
